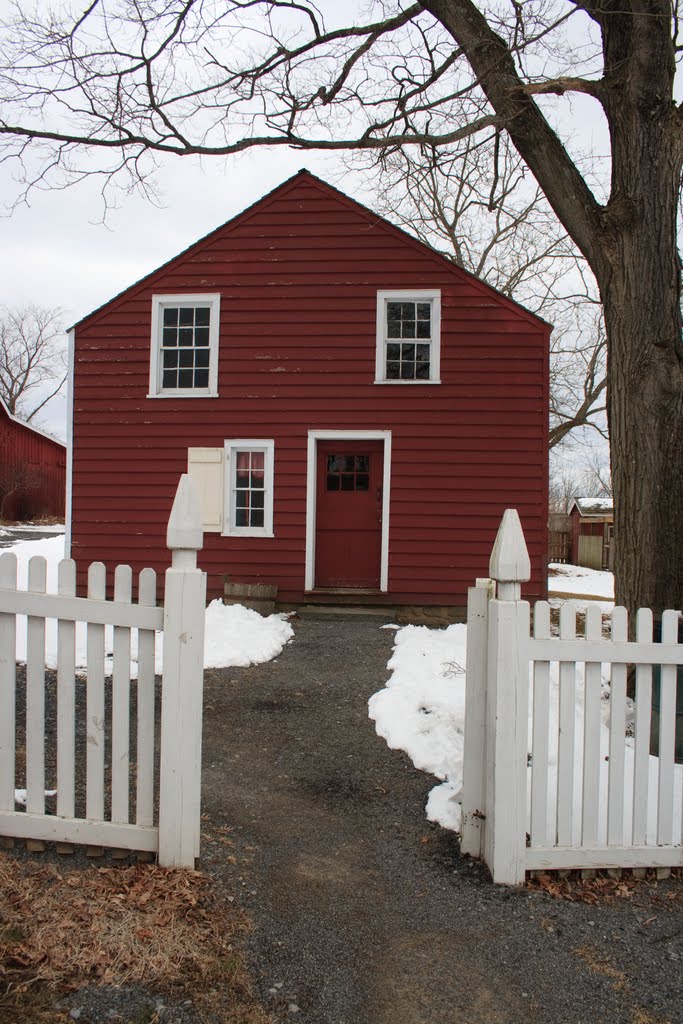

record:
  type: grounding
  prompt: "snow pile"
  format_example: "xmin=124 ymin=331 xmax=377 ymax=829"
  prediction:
xmin=371 ymin=617 xmax=682 ymax=842
xmin=369 ymin=623 xmax=467 ymax=831
xmin=548 ymin=562 xmax=614 ymax=602
xmin=2 ymin=534 xmax=293 ymax=672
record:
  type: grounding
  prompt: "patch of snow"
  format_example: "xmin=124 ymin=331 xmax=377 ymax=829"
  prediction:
xmin=370 ymin=618 xmax=682 ymax=843
xmin=14 ymin=789 xmax=56 ymax=806
xmin=9 ymin=523 xmax=66 ymax=533
xmin=548 ymin=562 xmax=614 ymax=601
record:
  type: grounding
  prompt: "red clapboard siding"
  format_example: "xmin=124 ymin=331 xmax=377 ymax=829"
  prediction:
xmin=0 ymin=401 xmax=66 ymax=521
xmin=70 ymin=170 xmax=550 ymax=606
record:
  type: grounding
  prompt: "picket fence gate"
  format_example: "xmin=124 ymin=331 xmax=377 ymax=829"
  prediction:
xmin=0 ymin=475 xmax=206 ymax=868
xmin=461 ymin=509 xmax=683 ymax=885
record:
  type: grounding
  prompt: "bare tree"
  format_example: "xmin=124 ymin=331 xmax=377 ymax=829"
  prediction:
xmin=355 ymin=141 xmax=607 ymax=449
xmin=0 ymin=1 xmax=680 ymax=616
xmin=0 ymin=305 xmax=66 ymax=423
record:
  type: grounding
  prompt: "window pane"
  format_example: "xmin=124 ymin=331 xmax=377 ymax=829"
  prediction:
xmin=194 ymin=369 xmax=209 ymax=388
xmin=251 ymin=452 xmax=265 ymax=472
xmin=416 ymin=319 xmax=431 ymax=339
xmin=416 ymin=344 xmax=430 ymax=362
xmin=356 ymin=473 xmax=369 ymax=491
xmin=354 ymin=456 xmax=369 ymax=472
xmin=386 ymin=361 xmax=400 ymax=379
xmin=163 ymin=349 xmax=178 ymax=368
xmin=179 ymin=348 xmax=194 ymax=368
xmin=163 ymin=307 xmax=178 ymax=326
xmin=402 ymin=343 xmax=415 ymax=361
xmin=416 ymin=362 xmax=431 ymax=379
xmin=163 ymin=327 xmax=178 ymax=346
xmin=195 ymin=348 xmax=210 ymax=367
xmin=251 ymin=508 xmax=265 ymax=528
xmin=416 ymin=302 xmax=431 ymax=319
xmin=195 ymin=307 xmax=210 ymax=326
xmin=327 ymin=474 xmax=340 ymax=491
xmin=236 ymin=470 xmax=250 ymax=487
xmin=235 ymin=507 xmax=248 ymax=527
xmin=179 ymin=308 xmax=194 ymax=326
xmin=387 ymin=343 xmax=401 ymax=360
xmin=235 ymin=488 xmax=248 ymax=508
xmin=328 ymin=455 xmax=343 ymax=473
xmin=401 ymin=320 xmax=416 ymax=339
xmin=162 ymin=369 xmax=177 ymax=388
xmin=387 ymin=321 xmax=401 ymax=339
xmin=178 ymin=369 xmax=193 ymax=388
xmin=251 ymin=490 xmax=265 ymax=509
xmin=341 ymin=474 xmax=354 ymax=491
xmin=401 ymin=362 xmax=415 ymax=380
xmin=195 ymin=327 xmax=210 ymax=347
xmin=178 ymin=328 xmax=194 ymax=347
xmin=387 ymin=302 xmax=401 ymax=322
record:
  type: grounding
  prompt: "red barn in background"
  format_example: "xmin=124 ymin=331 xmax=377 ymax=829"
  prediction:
xmin=0 ymin=398 xmax=66 ymax=521
xmin=68 ymin=171 xmax=550 ymax=613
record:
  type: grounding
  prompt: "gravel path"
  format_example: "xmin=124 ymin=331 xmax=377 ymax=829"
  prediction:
xmin=201 ymin=616 xmax=683 ymax=1024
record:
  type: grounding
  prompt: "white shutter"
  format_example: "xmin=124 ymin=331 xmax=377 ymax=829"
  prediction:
xmin=187 ymin=448 xmax=223 ymax=532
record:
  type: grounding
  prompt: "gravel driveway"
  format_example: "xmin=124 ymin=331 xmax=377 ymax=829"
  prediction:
xmin=200 ymin=616 xmax=683 ymax=1024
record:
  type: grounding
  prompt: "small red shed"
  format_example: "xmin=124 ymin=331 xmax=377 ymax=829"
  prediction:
xmin=0 ymin=398 xmax=66 ymax=521
xmin=68 ymin=171 xmax=550 ymax=613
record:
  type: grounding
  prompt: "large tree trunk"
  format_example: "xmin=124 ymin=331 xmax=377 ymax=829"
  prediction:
xmin=598 ymin=11 xmax=683 ymax=617
xmin=426 ymin=0 xmax=683 ymax=616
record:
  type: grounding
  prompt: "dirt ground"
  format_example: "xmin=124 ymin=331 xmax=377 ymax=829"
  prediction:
xmin=199 ymin=616 xmax=683 ymax=1024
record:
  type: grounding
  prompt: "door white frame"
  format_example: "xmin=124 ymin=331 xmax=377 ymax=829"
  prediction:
xmin=305 ymin=430 xmax=392 ymax=592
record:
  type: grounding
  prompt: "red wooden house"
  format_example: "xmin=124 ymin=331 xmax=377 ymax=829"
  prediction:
xmin=0 ymin=397 xmax=66 ymax=521
xmin=68 ymin=170 xmax=550 ymax=612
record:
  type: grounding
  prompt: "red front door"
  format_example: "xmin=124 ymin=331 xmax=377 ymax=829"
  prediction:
xmin=315 ymin=441 xmax=383 ymax=588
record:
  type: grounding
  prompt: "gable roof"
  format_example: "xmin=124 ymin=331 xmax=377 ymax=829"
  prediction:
xmin=72 ymin=169 xmax=551 ymax=334
xmin=0 ymin=396 xmax=66 ymax=448
xmin=569 ymin=496 xmax=614 ymax=517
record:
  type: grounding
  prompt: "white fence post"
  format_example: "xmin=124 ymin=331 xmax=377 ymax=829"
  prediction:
xmin=484 ymin=509 xmax=531 ymax=885
xmin=461 ymin=577 xmax=494 ymax=858
xmin=158 ymin=475 xmax=206 ymax=868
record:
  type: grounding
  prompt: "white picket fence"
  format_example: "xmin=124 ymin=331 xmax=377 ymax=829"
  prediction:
xmin=0 ymin=475 xmax=206 ymax=867
xmin=461 ymin=509 xmax=683 ymax=885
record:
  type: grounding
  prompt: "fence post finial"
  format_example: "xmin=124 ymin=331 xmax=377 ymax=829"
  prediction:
xmin=167 ymin=474 xmax=203 ymax=568
xmin=489 ymin=509 xmax=531 ymax=600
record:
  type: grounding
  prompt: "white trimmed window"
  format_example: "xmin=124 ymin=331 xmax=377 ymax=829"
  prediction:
xmin=224 ymin=440 xmax=275 ymax=537
xmin=149 ymin=294 xmax=220 ymax=397
xmin=375 ymin=290 xmax=441 ymax=383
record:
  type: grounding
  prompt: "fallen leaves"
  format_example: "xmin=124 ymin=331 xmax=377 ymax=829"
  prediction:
xmin=0 ymin=852 xmax=273 ymax=1024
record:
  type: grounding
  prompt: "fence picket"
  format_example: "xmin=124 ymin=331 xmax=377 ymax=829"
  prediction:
xmin=530 ymin=601 xmax=551 ymax=847
xmin=607 ymin=607 xmax=628 ymax=845
xmin=657 ymin=610 xmax=679 ymax=846
xmin=581 ymin=604 xmax=603 ymax=845
xmin=0 ymin=554 xmax=17 ymax=812
xmin=86 ymin=563 xmax=106 ymax=820
xmin=136 ymin=569 xmax=157 ymax=827
xmin=632 ymin=609 xmax=653 ymax=845
xmin=26 ymin=557 xmax=47 ymax=816
xmin=556 ymin=603 xmax=577 ymax=846
xmin=57 ymin=559 xmax=77 ymax=819
xmin=111 ymin=564 xmax=132 ymax=825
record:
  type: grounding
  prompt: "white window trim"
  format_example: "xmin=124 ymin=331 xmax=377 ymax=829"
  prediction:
xmin=305 ymin=430 xmax=392 ymax=593
xmin=148 ymin=293 xmax=220 ymax=398
xmin=223 ymin=440 xmax=275 ymax=538
xmin=375 ymin=289 xmax=441 ymax=384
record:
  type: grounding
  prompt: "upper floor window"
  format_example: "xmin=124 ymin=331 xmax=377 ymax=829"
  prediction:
xmin=375 ymin=290 xmax=441 ymax=384
xmin=149 ymin=294 xmax=220 ymax=397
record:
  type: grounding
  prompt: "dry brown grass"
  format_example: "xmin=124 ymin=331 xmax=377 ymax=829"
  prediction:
xmin=0 ymin=852 xmax=273 ymax=1024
